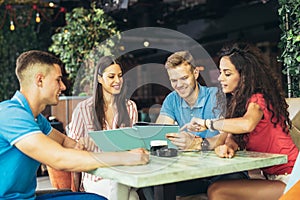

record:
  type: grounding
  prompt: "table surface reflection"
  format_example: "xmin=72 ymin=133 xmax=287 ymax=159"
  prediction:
xmin=90 ymin=151 xmax=287 ymax=188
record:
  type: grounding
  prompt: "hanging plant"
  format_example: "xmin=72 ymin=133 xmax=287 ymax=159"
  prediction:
xmin=0 ymin=8 xmax=52 ymax=101
xmin=278 ymin=0 xmax=300 ymax=97
xmin=49 ymin=2 xmax=120 ymax=95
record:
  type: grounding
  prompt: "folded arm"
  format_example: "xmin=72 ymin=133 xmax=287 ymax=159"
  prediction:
xmin=214 ymin=134 xmax=239 ymax=158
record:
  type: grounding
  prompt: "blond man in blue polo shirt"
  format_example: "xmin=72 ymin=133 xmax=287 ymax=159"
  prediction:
xmin=144 ymin=51 xmax=247 ymax=198
xmin=157 ymin=51 xmax=219 ymax=148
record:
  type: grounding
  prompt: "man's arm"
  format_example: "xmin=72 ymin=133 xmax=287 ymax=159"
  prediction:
xmin=165 ymin=131 xmax=228 ymax=150
xmin=48 ymin=128 xmax=77 ymax=148
xmin=15 ymin=133 xmax=149 ymax=172
xmin=156 ymin=114 xmax=175 ymax=124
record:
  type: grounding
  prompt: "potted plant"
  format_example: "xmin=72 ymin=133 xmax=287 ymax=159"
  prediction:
xmin=49 ymin=2 xmax=120 ymax=96
xmin=278 ymin=0 xmax=300 ymax=149
xmin=278 ymin=0 xmax=300 ymax=98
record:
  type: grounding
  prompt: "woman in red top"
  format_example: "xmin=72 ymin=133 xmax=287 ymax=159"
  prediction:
xmin=186 ymin=42 xmax=298 ymax=200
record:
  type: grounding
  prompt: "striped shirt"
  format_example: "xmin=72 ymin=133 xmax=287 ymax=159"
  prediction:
xmin=66 ymin=96 xmax=138 ymax=182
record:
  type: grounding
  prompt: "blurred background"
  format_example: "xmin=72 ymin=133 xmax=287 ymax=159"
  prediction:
xmin=0 ymin=0 xmax=299 ymax=124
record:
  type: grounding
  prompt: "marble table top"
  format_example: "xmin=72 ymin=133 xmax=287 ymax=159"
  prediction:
xmin=90 ymin=151 xmax=287 ymax=188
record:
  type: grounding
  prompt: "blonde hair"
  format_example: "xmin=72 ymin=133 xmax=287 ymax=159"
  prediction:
xmin=165 ymin=51 xmax=196 ymax=72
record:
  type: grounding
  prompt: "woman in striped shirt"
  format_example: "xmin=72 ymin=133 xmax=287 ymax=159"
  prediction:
xmin=67 ymin=56 xmax=139 ymax=200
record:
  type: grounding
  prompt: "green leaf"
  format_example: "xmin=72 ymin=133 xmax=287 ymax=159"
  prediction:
xmin=48 ymin=2 xmax=120 ymax=95
xmin=278 ymin=0 xmax=300 ymax=97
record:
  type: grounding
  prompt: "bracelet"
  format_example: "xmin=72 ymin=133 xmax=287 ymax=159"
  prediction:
xmin=201 ymin=138 xmax=210 ymax=151
xmin=203 ymin=119 xmax=208 ymax=129
xmin=207 ymin=119 xmax=216 ymax=131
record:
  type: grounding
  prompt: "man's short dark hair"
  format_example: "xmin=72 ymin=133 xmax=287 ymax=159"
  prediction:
xmin=16 ymin=50 xmax=62 ymax=82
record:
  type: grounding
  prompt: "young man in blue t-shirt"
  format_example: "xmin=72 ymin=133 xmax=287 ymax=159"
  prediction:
xmin=0 ymin=50 xmax=149 ymax=200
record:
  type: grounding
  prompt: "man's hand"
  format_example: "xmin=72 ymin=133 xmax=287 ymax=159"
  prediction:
xmin=166 ymin=132 xmax=199 ymax=150
xmin=214 ymin=144 xmax=235 ymax=158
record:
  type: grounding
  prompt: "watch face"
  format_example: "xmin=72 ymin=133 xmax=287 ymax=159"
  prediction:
xmin=201 ymin=138 xmax=210 ymax=151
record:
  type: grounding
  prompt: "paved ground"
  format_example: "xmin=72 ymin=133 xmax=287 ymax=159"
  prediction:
xmin=36 ymin=176 xmax=54 ymax=190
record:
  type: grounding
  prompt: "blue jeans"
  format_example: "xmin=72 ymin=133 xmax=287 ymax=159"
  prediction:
xmin=36 ymin=192 xmax=107 ymax=200
xmin=143 ymin=171 xmax=249 ymax=199
xmin=175 ymin=171 xmax=249 ymax=196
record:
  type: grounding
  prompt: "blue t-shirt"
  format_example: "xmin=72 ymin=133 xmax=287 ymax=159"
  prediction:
xmin=159 ymin=84 xmax=219 ymax=138
xmin=0 ymin=91 xmax=52 ymax=199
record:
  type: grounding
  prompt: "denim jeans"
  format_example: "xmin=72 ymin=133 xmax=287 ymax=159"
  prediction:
xmin=36 ymin=192 xmax=107 ymax=200
xmin=143 ymin=171 xmax=249 ymax=199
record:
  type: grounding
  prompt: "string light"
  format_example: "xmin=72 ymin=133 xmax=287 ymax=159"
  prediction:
xmin=49 ymin=2 xmax=55 ymax=8
xmin=143 ymin=40 xmax=150 ymax=47
xmin=0 ymin=2 xmax=66 ymax=31
xmin=10 ymin=20 xmax=15 ymax=31
xmin=35 ymin=12 xmax=40 ymax=23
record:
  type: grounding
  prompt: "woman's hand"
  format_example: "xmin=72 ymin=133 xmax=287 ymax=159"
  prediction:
xmin=76 ymin=137 xmax=98 ymax=151
xmin=214 ymin=144 xmax=235 ymax=158
xmin=181 ymin=117 xmax=207 ymax=132
xmin=125 ymin=148 xmax=149 ymax=165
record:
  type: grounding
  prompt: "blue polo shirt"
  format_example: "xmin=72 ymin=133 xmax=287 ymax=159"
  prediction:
xmin=159 ymin=84 xmax=219 ymax=138
xmin=0 ymin=91 xmax=52 ymax=199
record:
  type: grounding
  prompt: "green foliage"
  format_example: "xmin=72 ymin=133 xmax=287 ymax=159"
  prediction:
xmin=0 ymin=17 xmax=51 ymax=101
xmin=278 ymin=0 xmax=300 ymax=97
xmin=49 ymin=3 xmax=120 ymax=95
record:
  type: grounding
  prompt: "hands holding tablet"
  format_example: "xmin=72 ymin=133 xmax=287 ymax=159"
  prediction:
xmin=166 ymin=132 xmax=202 ymax=151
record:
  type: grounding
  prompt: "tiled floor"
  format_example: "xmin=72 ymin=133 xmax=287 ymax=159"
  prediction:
xmin=36 ymin=176 xmax=54 ymax=190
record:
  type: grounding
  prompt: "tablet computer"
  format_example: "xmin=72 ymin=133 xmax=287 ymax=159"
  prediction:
xmin=88 ymin=123 xmax=179 ymax=151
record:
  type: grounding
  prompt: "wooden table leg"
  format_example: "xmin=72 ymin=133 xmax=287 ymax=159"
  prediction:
xmin=154 ymin=183 xmax=176 ymax=200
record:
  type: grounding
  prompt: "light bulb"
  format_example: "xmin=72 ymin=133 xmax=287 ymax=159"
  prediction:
xmin=143 ymin=40 xmax=150 ymax=47
xmin=10 ymin=21 xmax=15 ymax=31
xmin=36 ymin=13 xmax=41 ymax=23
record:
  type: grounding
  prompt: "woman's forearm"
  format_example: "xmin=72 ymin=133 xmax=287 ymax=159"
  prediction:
xmin=211 ymin=118 xmax=254 ymax=134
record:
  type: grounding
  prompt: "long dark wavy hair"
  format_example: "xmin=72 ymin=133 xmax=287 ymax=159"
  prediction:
xmin=215 ymin=42 xmax=292 ymax=149
xmin=92 ymin=56 xmax=130 ymax=130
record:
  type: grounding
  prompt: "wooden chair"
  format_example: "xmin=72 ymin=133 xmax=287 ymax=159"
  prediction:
xmin=279 ymin=151 xmax=300 ymax=200
xmin=290 ymin=111 xmax=300 ymax=150
xmin=286 ymin=98 xmax=300 ymax=149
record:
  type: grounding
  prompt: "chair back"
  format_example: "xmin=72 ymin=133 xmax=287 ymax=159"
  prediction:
xmin=286 ymin=98 xmax=300 ymax=149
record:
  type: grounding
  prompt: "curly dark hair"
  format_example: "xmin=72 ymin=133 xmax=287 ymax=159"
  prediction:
xmin=215 ymin=42 xmax=291 ymax=149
